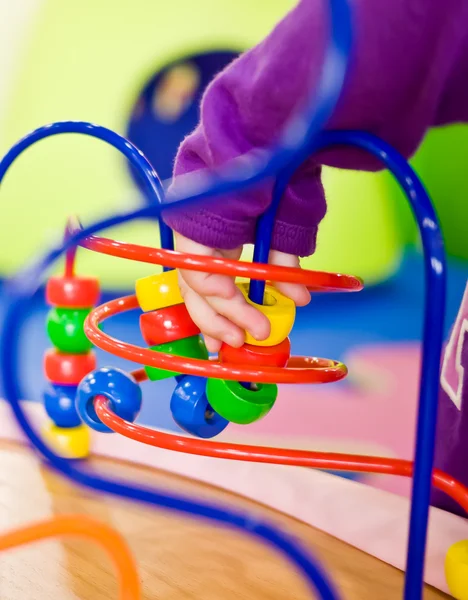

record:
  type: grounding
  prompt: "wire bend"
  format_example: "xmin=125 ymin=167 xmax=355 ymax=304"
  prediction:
xmin=0 ymin=515 xmax=140 ymax=599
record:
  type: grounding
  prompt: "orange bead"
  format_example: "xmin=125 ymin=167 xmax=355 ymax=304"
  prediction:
xmin=44 ymin=349 xmax=96 ymax=386
xmin=140 ymin=304 xmax=200 ymax=346
xmin=219 ymin=338 xmax=291 ymax=368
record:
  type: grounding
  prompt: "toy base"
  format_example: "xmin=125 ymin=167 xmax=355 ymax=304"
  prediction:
xmin=42 ymin=422 xmax=91 ymax=459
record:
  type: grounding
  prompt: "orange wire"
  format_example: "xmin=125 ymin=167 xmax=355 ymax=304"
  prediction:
xmin=94 ymin=396 xmax=468 ymax=514
xmin=0 ymin=515 xmax=140 ymax=599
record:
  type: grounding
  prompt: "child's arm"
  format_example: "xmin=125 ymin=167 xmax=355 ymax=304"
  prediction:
xmin=164 ymin=0 xmax=468 ymax=352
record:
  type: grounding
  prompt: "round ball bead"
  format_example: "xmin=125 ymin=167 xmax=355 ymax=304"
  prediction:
xmin=46 ymin=275 xmax=100 ymax=308
xmin=206 ymin=378 xmax=278 ymax=425
xmin=140 ymin=304 xmax=199 ymax=346
xmin=219 ymin=338 xmax=291 ymax=368
xmin=237 ymin=282 xmax=296 ymax=347
xmin=136 ymin=269 xmax=183 ymax=312
xmin=46 ymin=307 xmax=93 ymax=354
xmin=76 ymin=367 xmax=142 ymax=433
xmin=43 ymin=384 xmax=81 ymax=428
xmin=170 ymin=376 xmax=229 ymax=439
xmin=44 ymin=349 xmax=96 ymax=386
xmin=144 ymin=335 xmax=209 ymax=381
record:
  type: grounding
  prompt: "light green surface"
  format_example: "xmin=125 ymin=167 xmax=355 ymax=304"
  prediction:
xmin=411 ymin=125 xmax=468 ymax=261
xmin=1 ymin=0 xmax=406 ymax=288
xmin=303 ymin=168 xmax=403 ymax=283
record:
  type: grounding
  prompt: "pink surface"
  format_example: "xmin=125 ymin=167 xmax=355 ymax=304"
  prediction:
xmin=227 ymin=342 xmax=421 ymax=497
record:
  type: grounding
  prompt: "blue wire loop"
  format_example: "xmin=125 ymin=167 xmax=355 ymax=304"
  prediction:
xmin=0 ymin=0 xmax=446 ymax=599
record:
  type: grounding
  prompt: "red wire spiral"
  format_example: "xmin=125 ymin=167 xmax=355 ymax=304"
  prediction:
xmin=78 ymin=232 xmax=468 ymax=516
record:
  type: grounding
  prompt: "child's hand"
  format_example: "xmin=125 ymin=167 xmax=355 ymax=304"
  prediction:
xmin=174 ymin=233 xmax=311 ymax=353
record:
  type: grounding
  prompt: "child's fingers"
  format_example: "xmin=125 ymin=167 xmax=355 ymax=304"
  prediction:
xmin=207 ymin=292 xmax=271 ymax=342
xmin=203 ymin=335 xmax=223 ymax=354
xmin=179 ymin=270 xmax=270 ymax=344
xmin=179 ymin=282 xmax=245 ymax=348
xmin=180 ymin=268 xmax=238 ymax=300
xmin=175 ymin=234 xmax=239 ymax=300
xmin=269 ymin=250 xmax=311 ymax=307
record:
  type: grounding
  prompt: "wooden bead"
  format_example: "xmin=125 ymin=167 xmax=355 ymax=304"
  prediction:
xmin=76 ymin=367 xmax=142 ymax=433
xmin=43 ymin=384 xmax=81 ymax=428
xmin=44 ymin=349 xmax=96 ymax=386
xmin=219 ymin=338 xmax=291 ymax=368
xmin=135 ymin=270 xmax=183 ymax=312
xmin=144 ymin=335 xmax=208 ymax=381
xmin=139 ymin=304 xmax=199 ymax=346
xmin=46 ymin=308 xmax=93 ymax=354
xmin=46 ymin=275 xmax=100 ymax=308
xmin=206 ymin=378 xmax=277 ymax=425
xmin=170 ymin=376 xmax=229 ymax=439
xmin=237 ymin=282 xmax=296 ymax=347
xmin=42 ymin=423 xmax=91 ymax=459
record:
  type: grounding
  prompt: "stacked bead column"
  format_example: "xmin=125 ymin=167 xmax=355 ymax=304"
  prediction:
xmin=210 ymin=282 xmax=296 ymax=425
xmin=136 ymin=269 xmax=229 ymax=438
xmin=42 ymin=272 xmax=100 ymax=458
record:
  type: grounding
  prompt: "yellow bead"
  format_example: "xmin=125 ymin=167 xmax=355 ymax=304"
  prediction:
xmin=446 ymin=540 xmax=468 ymax=599
xmin=237 ymin=282 xmax=296 ymax=347
xmin=135 ymin=270 xmax=183 ymax=312
xmin=42 ymin=423 xmax=91 ymax=459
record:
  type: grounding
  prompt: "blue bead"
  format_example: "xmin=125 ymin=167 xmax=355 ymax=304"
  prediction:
xmin=170 ymin=376 xmax=229 ymax=439
xmin=43 ymin=384 xmax=81 ymax=428
xmin=76 ymin=367 xmax=142 ymax=433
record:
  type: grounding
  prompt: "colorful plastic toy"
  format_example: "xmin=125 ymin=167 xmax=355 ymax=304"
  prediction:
xmin=0 ymin=1 xmax=467 ymax=599
xmin=41 ymin=251 xmax=100 ymax=457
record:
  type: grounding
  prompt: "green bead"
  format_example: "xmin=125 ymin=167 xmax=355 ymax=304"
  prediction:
xmin=46 ymin=308 xmax=93 ymax=354
xmin=144 ymin=335 xmax=209 ymax=381
xmin=206 ymin=379 xmax=277 ymax=425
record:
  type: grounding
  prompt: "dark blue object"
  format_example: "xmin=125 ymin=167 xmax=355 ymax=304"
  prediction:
xmin=76 ymin=367 xmax=142 ymax=433
xmin=127 ymin=51 xmax=238 ymax=182
xmin=314 ymin=131 xmax=445 ymax=600
xmin=43 ymin=384 xmax=81 ymax=428
xmin=254 ymin=127 xmax=446 ymax=598
xmin=170 ymin=376 xmax=229 ymax=439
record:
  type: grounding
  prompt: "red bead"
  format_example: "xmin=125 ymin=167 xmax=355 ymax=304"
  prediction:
xmin=46 ymin=276 xmax=100 ymax=308
xmin=44 ymin=349 xmax=96 ymax=385
xmin=139 ymin=304 xmax=200 ymax=346
xmin=219 ymin=337 xmax=291 ymax=368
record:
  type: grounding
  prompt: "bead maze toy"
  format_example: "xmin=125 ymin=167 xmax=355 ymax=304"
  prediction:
xmin=0 ymin=1 xmax=467 ymax=599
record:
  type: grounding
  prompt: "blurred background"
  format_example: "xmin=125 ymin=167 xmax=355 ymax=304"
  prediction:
xmin=0 ymin=0 xmax=466 ymax=498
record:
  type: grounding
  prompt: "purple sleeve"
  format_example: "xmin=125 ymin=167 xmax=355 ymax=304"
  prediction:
xmin=163 ymin=0 xmax=468 ymax=256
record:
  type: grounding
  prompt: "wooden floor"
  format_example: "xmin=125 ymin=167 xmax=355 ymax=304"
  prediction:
xmin=0 ymin=440 xmax=449 ymax=599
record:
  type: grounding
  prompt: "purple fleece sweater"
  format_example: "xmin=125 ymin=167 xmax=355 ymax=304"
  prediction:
xmin=163 ymin=0 xmax=468 ymax=257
